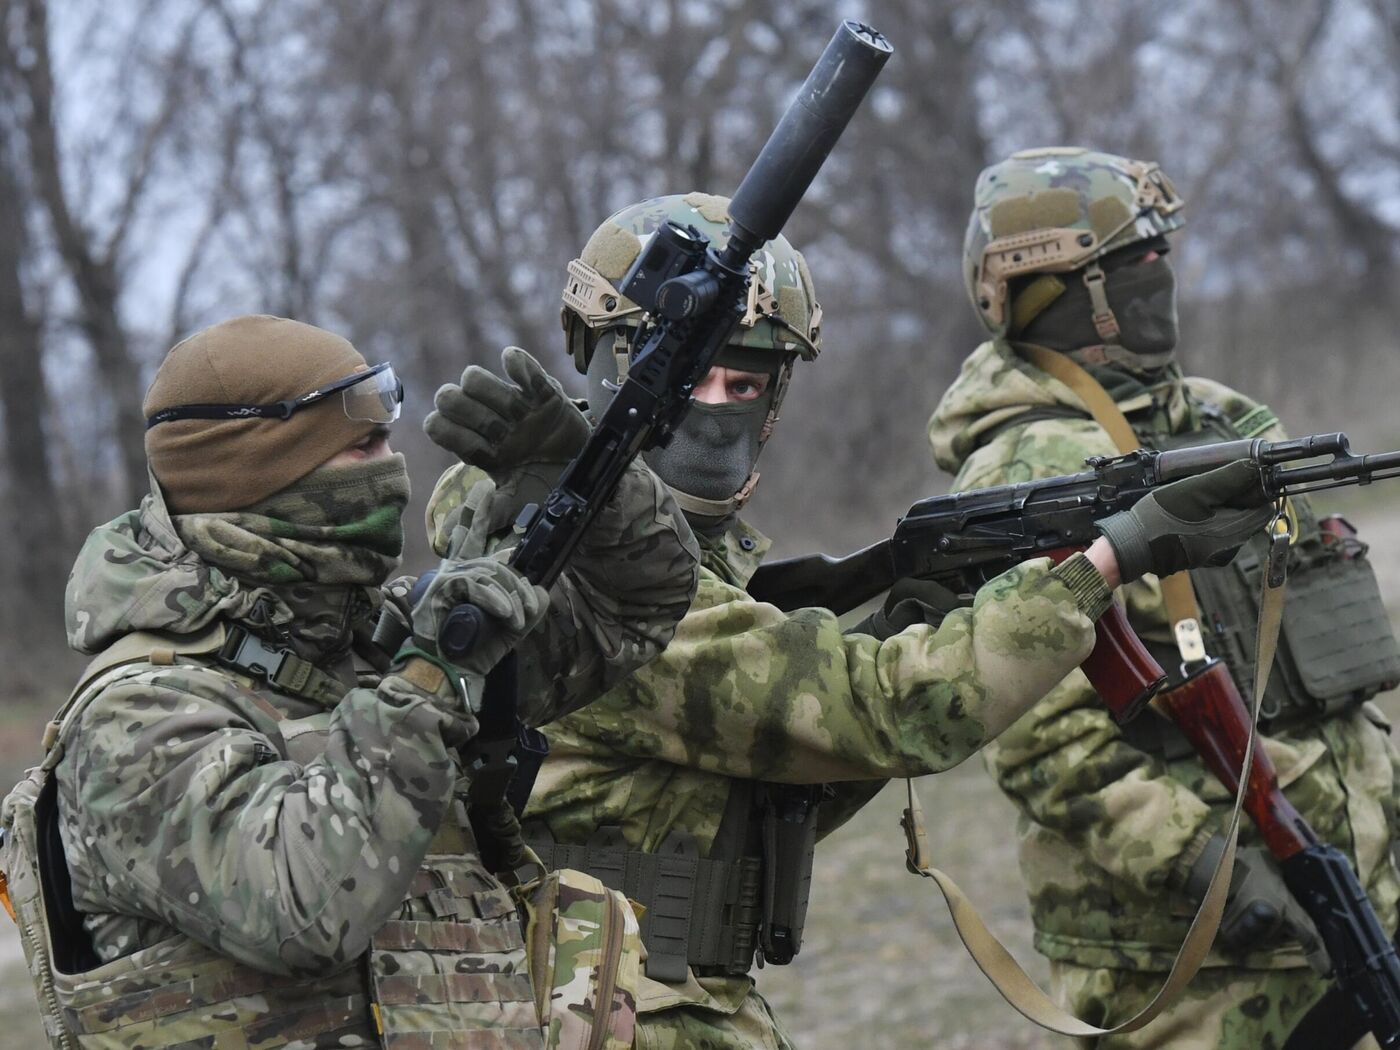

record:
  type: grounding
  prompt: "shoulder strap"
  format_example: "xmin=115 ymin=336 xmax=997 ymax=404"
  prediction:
xmin=41 ymin=625 xmax=227 ymax=766
xmin=1017 ymin=344 xmax=1203 ymax=637
xmin=894 ymin=343 xmax=1287 ymax=1037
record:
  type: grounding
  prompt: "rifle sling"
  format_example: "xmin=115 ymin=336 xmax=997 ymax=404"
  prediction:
xmin=894 ymin=343 xmax=1282 ymax=1036
xmin=1016 ymin=343 xmax=1202 ymax=626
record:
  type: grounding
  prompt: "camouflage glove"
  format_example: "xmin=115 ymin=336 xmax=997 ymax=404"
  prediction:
xmin=1184 ymin=833 xmax=1326 ymax=966
xmin=849 ymin=577 xmax=965 ymax=640
xmin=410 ymin=479 xmax=550 ymax=678
xmin=1097 ymin=460 xmax=1273 ymax=584
xmin=425 ymin=346 xmax=591 ymax=473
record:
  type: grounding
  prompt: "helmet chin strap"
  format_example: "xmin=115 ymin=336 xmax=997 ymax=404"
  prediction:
xmin=667 ymin=358 xmax=794 ymax=522
xmin=1082 ymin=261 xmax=1122 ymax=345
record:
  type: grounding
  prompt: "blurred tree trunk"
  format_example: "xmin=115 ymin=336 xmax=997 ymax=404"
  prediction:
xmin=5 ymin=0 xmax=147 ymax=506
xmin=0 ymin=143 xmax=68 ymax=656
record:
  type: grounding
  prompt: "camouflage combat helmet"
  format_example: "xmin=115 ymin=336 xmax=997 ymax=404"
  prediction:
xmin=561 ymin=191 xmax=822 ymax=371
xmin=561 ymin=192 xmax=822 ymax=520
xmin=964 ymin=147 xmax=1185 ymax=340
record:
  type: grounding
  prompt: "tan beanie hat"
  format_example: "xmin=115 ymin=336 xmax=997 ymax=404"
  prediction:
xmin=144 ymin=315 xmax=378 ymax=513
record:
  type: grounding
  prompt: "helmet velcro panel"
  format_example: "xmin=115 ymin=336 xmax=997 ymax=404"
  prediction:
xmin=1088 ymin=195 xmax=1134 ymax=244
xmin=682 ymin=191 xmax=731 ymax=224
xmin=989 ymin=188 xmax=1081 ymax=238
xmin=581 ymin=222 xmax=642 ymax=281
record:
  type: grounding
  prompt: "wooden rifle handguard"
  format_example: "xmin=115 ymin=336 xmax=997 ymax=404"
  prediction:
xmin=1154 ymin=658 xmax=1314 ymax=860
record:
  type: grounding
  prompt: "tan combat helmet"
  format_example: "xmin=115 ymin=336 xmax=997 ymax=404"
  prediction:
xmin=560 ymin=191 xmax=822 ymax=518
xmin=963 ymin=147 xmax=1185 ymax=341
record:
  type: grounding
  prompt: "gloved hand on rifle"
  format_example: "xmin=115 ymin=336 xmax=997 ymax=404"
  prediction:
xmin=849 ymin=577 xmax=965 ymax=640
xmin=407 ymin=478 xmax=550 ymax=682
xmin=1096 ymin=460 xmax=1274 ymax=584
xmin=423 ymin=346 xmax=697 ymax=571
xmin=1180 ymin=832 xmax=1328 ymax=970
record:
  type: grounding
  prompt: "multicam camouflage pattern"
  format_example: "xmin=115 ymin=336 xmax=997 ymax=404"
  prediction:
xmin=561 ymin=191 xmax=822 ymax=366
xmin=964 ymin=148 xmax=1185 ymax=335
xmin=520 ymin=869 xmax=643 ymax=1049
xmin=13 ymin=448 xmax=700 ymax=1047
xmin=428 ymin=459 xmax=1114 ymax=1049
xmin=927 ymin=339 xmax=1400 ymax=1038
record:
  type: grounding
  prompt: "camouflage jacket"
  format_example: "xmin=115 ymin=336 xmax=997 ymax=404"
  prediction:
xmin=927 ymin=338 xmax=1400 ymax=970
xmin=55 ymin=463 xmax=698 ymax=977
xmin=429 ymin=461 xmax=1113 ymax=1022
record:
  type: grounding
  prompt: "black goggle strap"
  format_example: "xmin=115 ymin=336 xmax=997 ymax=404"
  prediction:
xmin=146 ymin=363 xmax=399 ymax=429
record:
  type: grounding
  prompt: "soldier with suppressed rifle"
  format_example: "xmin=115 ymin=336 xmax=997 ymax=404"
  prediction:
xmin=927 ymin=147 xmax=1400 ymax=1048
xmin=0 ymin=314 xmax=699 ymax=1048
xmin=423 ymin=190 xmax=1282 ymax=1050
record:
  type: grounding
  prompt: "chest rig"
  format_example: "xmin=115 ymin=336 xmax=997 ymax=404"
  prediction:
xmin=1 ymin=624 xmax=544 ymax=1050
xmin=986 ymin=378 xmax=1400 ymax=751
xmin=524 ymin=779 xmax=823 ymax=985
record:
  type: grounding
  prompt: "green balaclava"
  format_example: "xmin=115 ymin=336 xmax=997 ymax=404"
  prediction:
xmin=172 ymin=453 xmax=411 ymax=587
xmin=1018 ymin=237 xmax=1179 ymax=370
xmin=585 ymin=337 xmax=779 ymax=526
xmin=171 ymin=454 xmax=411 ymax=665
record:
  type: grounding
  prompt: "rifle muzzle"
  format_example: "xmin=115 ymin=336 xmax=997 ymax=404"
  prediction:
xmin=727 ymin=20 xmax=892 ymax=250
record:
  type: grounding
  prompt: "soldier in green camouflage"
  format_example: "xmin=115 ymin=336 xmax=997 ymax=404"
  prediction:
xmin=424 ymin=191 xmax=1280 ymax=1050
xmin=2 ymin=313 xmax=698 ymax=1048
xmin=928 ymin=147 xmax=1400 ymax=1048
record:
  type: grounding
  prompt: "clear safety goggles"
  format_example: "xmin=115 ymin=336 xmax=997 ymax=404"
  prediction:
xmin=146 ymin=362 xmax=404 ymax=428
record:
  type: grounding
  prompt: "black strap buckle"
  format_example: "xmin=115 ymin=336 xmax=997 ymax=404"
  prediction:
xmin=219 ymin=627 xmax=289 ymax=682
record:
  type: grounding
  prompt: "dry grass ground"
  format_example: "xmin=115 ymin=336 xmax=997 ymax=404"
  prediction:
xmin=0 ymin=488 xmax=1397 ymax=1049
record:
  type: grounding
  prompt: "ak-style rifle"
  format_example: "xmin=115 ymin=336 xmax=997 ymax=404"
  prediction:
xmin=383 ymin=22 xmax=892 ymax=866
xmin=749 ymin=432 xmax=1400 ymax=1048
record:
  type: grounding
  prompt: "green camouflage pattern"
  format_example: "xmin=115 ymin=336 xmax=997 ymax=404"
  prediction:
xmin=1049 ymin=959 xmax=1381 ymax=1050
xmin=171 ymin=454 xmax=411 ymax=586
xmin=424 ymin=456 xmax=699 ymax=728
xmin=428 ymin=460 xmax=1113 ymax=1048
xmin=964 ymin=148 xmax=1185 ymax=335
xmin=926 ymin=338 xmax=1400 ymax=985
xmin=566 ymin=191 xmax=821 ymax=359
xmin=520 ymin=868 xmax=642 ymax=1049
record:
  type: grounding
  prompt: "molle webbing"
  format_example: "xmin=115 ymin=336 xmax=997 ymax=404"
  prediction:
xmin=525 ymin=784 xmax=764 ymax=983
xmin=525 ymin=831 xmax=761 ymax=984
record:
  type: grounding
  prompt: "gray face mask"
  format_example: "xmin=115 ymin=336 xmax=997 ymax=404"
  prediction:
xmin=643 ymin=397 xmax=772 ymax=501
xmin=584 ymin=329 xmax=776 ymax=510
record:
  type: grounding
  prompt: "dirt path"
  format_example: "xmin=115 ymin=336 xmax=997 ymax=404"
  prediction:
xmin=0 ymin=927 xmax=44 ymax=1049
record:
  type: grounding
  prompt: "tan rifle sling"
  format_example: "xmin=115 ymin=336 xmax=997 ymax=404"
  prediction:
xmin=897 ymin=343 xmax=1284 ymax=1037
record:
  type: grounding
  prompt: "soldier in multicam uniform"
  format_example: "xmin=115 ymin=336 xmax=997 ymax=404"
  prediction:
xmin=927 ymin=147 xmax=1400 ymax=1048
xmin=423 ymin=191 xmax=1279 ymax=1050
xmin=1 ymin=314 xmax=699 ymax=1048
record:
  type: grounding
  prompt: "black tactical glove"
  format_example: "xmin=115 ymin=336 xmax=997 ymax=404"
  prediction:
xmin=1184 ymin=833 xmax=1326 ymax=967
xmin=849 ymin=577 xmax=966 ymax=640
xmin=1097 ymin=460 xmax=1273 ymax=584
xmin=425 ymin=346 xmax=591 ymax=473
xmin=409 ymin=479 xmax=550 ymax=678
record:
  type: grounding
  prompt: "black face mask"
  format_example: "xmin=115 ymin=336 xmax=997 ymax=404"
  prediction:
xmin=1019 ymin=251 xmax=1179 ymax=364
